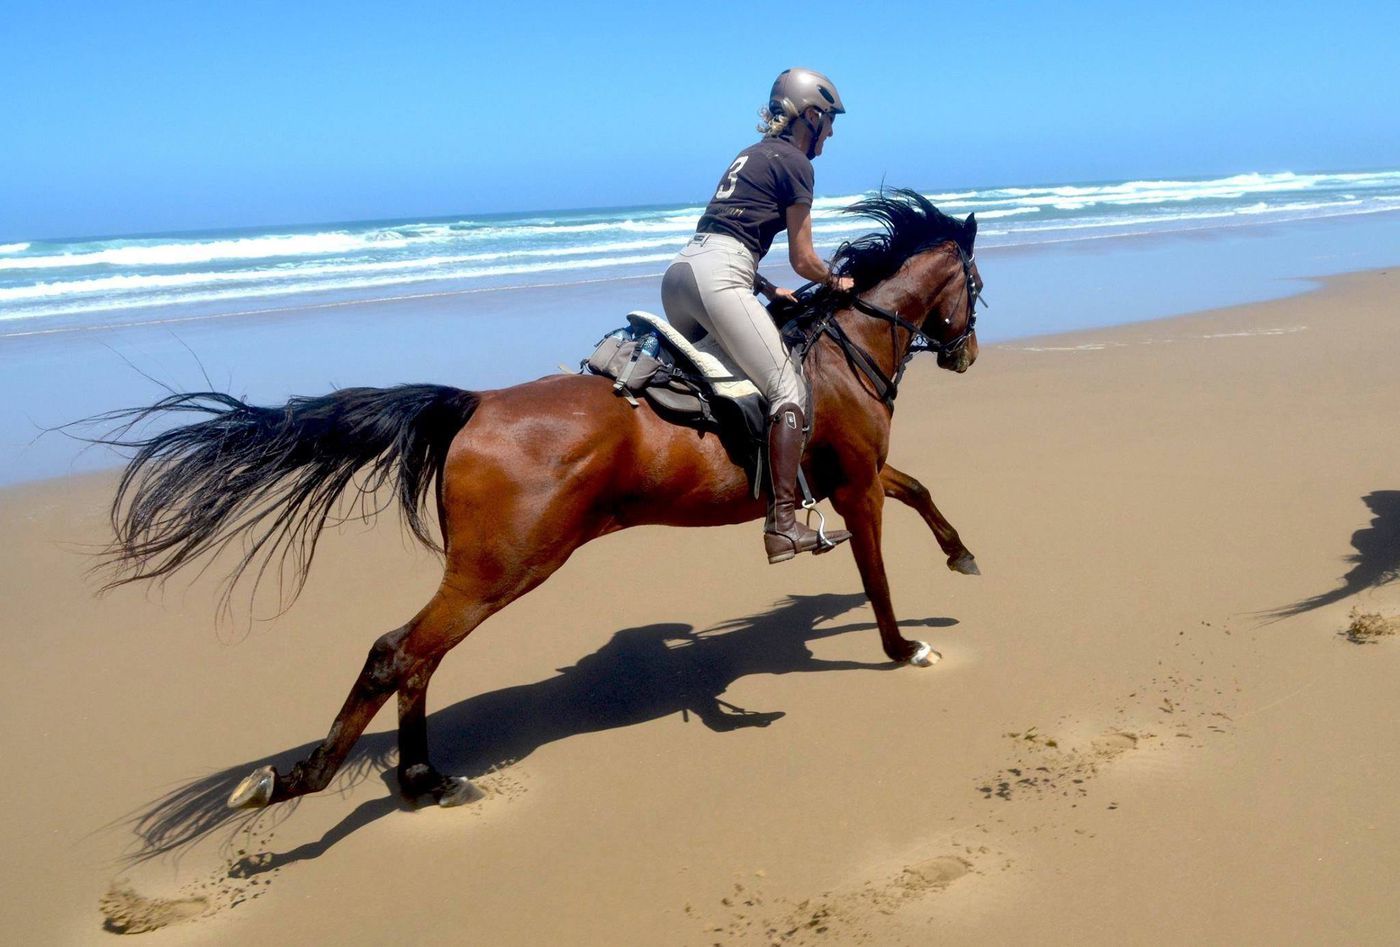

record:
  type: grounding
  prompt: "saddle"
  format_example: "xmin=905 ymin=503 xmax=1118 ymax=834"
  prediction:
xmin=581 ymin=311 xmax=777 ymax=492
xmin=585 ymin=313 xmax=771 ymax=433
xmin=580 ymin=294 xmax=899 ymax=535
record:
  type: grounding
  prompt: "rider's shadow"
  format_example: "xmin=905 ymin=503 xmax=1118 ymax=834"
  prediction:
xmin=125 ymin=592 xmax=955 ymax=870
xmin=1261 ymin=490 xmax=1400 ymax=621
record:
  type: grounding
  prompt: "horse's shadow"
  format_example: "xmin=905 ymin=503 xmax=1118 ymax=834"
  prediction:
xmin=122 ymin=592 xmax=954 ymax=869
xmin=1262 ymin=490 xmax=1400 ymax=620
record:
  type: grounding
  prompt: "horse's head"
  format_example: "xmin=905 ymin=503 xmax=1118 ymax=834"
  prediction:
xmin=836 ymin=190 xmax=983 ymax=375
xmin=921 ymin=217 xmax=981 ymax=374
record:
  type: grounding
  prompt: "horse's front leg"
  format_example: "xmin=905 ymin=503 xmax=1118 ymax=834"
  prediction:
xmin=879 ymin=465 xmax=979 ymax=575
xmin=831 ymin=480 xmax=939 ymax=667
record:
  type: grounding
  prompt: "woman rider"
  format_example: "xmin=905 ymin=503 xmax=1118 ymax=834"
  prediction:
xmin=661 ymin=67 xmax=856 ymax=564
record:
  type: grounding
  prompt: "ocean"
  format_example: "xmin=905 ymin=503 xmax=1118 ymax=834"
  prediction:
xmin=4 ymin=168 xmax=1400 ymax=337
xmin=4 ymin=167 xmax=1400 ymax=485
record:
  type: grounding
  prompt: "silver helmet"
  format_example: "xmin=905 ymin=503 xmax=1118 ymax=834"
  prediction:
xmin=768 ymin=67 xmax=846 ymax=119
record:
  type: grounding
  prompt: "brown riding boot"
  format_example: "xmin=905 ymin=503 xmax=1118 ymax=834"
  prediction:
xmin=763 ymin=403 xmax=852 ymax=563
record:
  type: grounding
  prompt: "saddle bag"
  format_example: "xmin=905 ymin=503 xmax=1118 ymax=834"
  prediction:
xmin=585 ymin=329 xmax=674 ymax=394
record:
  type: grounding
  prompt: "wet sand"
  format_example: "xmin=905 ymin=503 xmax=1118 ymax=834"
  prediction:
xmin=2 ymin=267 xmax=1399 ymax=944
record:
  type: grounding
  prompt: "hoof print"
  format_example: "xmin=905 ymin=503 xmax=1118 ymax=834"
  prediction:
xmin=100 ymin=883 xmax=207 ymax=934
xmin=437 ymin=777 xmax=486 ymax=808
xmin=1091 ymin=731 xmax=1139 ymax=759
xmin=899 ymin=856 xmax=971 ymax=891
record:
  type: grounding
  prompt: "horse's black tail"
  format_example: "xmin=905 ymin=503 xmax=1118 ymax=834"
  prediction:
xmin=90 ymin=384 xmax=480 ymax=610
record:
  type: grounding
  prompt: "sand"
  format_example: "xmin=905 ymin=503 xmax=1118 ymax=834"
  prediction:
xmin=2 ymin=267 xmax=1398 ymax=944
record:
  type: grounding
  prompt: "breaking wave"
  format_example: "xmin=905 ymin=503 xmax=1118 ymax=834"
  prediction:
xmin=3 ymin=167 xmax=1397 ymax=327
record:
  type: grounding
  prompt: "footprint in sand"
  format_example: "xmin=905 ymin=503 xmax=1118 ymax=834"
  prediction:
xmin=699 ymin=855 xmax=974 ymax=943
xmin=99 ymin=883 xmax=208 ymax=934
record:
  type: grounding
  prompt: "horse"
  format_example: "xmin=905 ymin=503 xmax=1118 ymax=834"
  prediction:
xmin=94 ymin=189 xmax=984 ymax=810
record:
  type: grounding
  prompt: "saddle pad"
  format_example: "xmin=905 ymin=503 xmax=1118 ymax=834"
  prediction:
xmin=625 ymin=311 xmax=761 ymax=402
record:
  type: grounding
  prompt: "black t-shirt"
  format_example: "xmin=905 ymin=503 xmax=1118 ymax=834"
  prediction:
xmin=696 ymin=138 xmax=814 ymax=259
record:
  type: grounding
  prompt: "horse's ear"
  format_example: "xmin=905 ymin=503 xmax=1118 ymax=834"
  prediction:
xmin=964 ymin=213 xmax=978 ymax=247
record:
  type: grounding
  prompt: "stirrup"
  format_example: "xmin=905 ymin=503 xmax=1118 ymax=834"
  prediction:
xmin=795 ymin=469 xmax=845 ymax=554
xmin=802 ymin=499 xmax=847 ymax=555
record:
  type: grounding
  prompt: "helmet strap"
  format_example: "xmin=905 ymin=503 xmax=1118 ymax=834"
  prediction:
xmin=801 ymin=110 xmax=823 ymax=159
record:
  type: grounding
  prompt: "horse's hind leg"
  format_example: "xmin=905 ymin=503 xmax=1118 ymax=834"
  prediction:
xmin=229 ymin=512 xmax=593 ymax=810
xmin=228 ymin=583 xmax=487 ymax=809
xmin=880 ymin=465 xmax=979 ymax=575
xmin=394 ymin=655 xmax=453 ymax=797
xmin=392 ymin=652 xmax=486 ymax=807
xmin=391 ymin=534 xmax=592 ymax=806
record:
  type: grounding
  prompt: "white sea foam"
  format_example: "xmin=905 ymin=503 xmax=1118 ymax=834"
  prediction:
xmin=944 ymin=170 xmax=1400 ymax=215
xmin=978 ymin=202 xmax=1400 ymax=248
xmin=0 ymin=216 xmax=704 ymax=273
xmin=617 ymin=217 xmax=701 ymax=234
xmin=1201 ymin=326 xmax=1308 ymax=339
xmin=4 ymin=166 xmax=1398 ymax=326
xmin=967 ymin=206 xmax=1043 ymax=220
xmin=13 ymin=196 xmax=1392 ymax=314
xmin=3 ymin=254 xmax=681 ymax=322
xmin=975 ymin=197 xmax=1397 ymax=240
xmin=400 ymin=215 xmax=700 ymax=242
xmin=0 ymin=230 xmax=413 ymax=271
xmin=824 ymin=171 xmax=1400 ymax=224
xmin=0 ymin=250 xmax=682 ymax=312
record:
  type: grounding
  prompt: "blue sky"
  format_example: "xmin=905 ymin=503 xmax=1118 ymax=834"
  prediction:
xmin=3 ymin=0 xmax=1397 ymax=240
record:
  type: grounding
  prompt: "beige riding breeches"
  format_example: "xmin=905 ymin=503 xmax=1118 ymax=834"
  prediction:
xmin=660 ymin=232 xmax=805 ymax=416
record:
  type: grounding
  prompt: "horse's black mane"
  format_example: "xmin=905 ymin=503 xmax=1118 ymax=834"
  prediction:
xmin=833 ymin=187 xmax=975 ymax=289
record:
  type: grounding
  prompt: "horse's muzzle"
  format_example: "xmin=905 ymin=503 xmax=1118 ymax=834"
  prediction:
xmin=938 ymin=333 xmax=978 ymax=373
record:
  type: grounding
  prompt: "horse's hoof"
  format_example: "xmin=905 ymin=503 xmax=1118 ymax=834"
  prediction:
xmin=948 ymin=553 xmax=980 ymax=576
xmin=908 ymin=641 xmax=941 ymax=667
xmin=227 ymin=765 xmax=277 ymax=809
xmin=436 ymin=777 xmax=486 ymax=808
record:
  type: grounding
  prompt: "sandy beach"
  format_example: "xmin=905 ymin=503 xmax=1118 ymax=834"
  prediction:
xmin=3 ymin=266 xmax=1399 ymax=944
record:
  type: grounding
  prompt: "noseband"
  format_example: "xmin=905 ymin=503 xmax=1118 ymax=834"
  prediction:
xmin=797 ymin=240 xmax=984 ymax=409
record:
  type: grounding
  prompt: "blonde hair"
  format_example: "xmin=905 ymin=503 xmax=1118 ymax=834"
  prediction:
xmin=756 ymin=106 xmax=792 ymax=139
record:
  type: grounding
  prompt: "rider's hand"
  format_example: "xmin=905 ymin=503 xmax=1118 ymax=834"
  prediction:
xmin=766 ymin=285 xmax=802 ymax=319
xmin=829 ymin=276 xmax=855 ymax=294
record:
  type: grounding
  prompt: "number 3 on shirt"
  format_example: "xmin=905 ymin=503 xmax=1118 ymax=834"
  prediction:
xmin=714 ymin=156 xmax=749 ymax=200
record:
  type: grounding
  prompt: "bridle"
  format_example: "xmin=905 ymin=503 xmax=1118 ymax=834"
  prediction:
xmin=793 ymin=240 xmax=985 ymax=409
xmin=852 ymin=241 xmax=981 ymax=357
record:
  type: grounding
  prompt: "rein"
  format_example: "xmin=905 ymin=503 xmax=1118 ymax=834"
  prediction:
xmin=794 ymin=241 xmax=983 ymax=409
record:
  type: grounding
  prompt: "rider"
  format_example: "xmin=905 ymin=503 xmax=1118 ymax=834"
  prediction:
xmin=661 ymin=67 xmax=857 ymax=564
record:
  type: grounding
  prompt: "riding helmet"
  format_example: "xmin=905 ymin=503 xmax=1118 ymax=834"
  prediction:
xmin=769 ymin=68 xmax=846 ymax=119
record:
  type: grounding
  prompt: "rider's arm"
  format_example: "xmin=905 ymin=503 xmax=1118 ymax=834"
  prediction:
xmin=786 ymin=204 xmax=854 ymax=291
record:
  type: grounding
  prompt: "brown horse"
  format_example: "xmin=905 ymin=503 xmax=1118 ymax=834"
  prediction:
xmin=96 ymin=190 xmax=982 ymax=809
